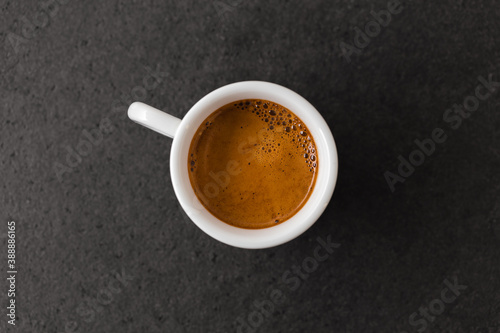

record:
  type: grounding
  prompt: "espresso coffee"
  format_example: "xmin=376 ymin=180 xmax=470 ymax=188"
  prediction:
xmin=188 ymin=99 xmax=318 ymax=229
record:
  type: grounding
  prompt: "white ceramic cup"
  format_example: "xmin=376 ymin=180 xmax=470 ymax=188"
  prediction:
xmin=128 ymin=81 xmax=338 ymax=249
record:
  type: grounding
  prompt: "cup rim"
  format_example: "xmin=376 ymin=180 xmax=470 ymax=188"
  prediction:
xmin=170 ymin=81 xmax=338 ymax=249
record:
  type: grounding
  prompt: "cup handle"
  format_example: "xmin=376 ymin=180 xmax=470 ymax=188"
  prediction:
xmin=127 ymin=102 xmax=181 ymax=139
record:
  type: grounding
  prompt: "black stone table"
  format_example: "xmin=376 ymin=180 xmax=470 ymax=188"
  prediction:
xmin=1 ymin=0 xmax=499 ymax=332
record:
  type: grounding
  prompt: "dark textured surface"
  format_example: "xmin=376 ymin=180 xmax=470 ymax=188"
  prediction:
xmin=1 ymin=0 xmax=500 ymax=332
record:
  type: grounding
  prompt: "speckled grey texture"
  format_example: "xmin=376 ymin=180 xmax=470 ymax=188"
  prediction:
xmin=1 ymin=0 xmax=500 ymax=332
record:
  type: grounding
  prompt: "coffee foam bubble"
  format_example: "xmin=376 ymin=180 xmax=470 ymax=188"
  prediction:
xmin=234 ymin=100 xmax=317 ymax=172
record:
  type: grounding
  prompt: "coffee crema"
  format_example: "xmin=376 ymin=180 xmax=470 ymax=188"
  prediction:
xmin=187 ymin=99 xmax=318 ymax=229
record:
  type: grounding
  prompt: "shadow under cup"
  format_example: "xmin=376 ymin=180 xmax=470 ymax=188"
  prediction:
xmin=169 ymin=81 xmax=338 ymax=249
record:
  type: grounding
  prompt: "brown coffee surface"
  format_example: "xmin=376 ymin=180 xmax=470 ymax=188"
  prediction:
xmin=188 ymin=99 xmax=318 ymax=229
